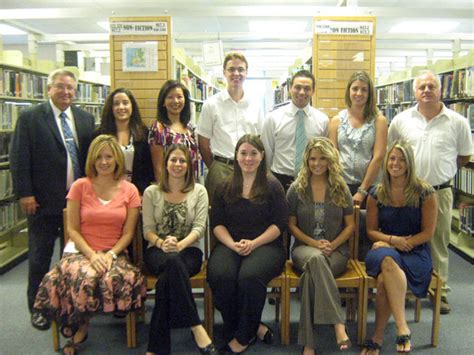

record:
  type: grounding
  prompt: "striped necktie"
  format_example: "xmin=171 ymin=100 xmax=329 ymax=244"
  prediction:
xmin=294 ymin=109 xmax=307 ymax=176
xmin=60 ymin=112 xmax=81 ymax=180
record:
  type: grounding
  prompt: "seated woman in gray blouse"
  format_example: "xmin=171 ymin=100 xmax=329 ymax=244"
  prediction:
xmin=142 ymin=144 xmax=216 ymax=355
xmin=287 ymin=137 xmax=354 ymax=355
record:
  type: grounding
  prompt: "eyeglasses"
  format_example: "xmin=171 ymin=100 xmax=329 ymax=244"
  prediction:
xmin=52 ymin=84 xmax=76 ymax=91
xmin=225 ymin=67 xmax=246 ymax=74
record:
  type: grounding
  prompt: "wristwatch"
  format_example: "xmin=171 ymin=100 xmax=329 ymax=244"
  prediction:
xmin=107 ymin=250 xmax=118 ymax=260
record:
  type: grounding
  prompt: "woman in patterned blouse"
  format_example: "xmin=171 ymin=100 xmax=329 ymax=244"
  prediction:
xmin=149 ymin=80 xmax=200 ymax=182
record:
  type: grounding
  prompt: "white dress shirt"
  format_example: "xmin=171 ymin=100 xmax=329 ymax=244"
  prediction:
xmin=388 ymin=104 xmax=473 ymax=186
xmin=261 ymin=102 xmax=329 ymax=176
xmin=196 ymin=89 xmax=263 ymax=159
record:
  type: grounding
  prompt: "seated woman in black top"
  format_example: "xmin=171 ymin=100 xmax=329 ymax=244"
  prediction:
xmin=207 ymin=134 xmax=288 ymax=354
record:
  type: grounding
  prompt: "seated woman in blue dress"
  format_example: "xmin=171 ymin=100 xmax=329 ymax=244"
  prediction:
xmin=362 ymin=140 xmax=438 ymax=354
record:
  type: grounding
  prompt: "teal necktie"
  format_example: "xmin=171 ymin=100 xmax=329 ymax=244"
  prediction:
xmin=294 ymin=109 xmax=307 ymax=176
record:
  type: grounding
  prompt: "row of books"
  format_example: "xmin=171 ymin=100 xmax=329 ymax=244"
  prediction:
xmin=0 ymin=101 xmax=33 ymax=130
xmin=376 ymin=80 xmax=413 ymax=105
xmin=454 ymin=166 xmax=474 ymax=196
xmin=78 ymin=104 xmax=102 ymax=125
xmin=0 ymin=169 xmax=12 ymax=201
xmin=0 ymin=68 xmax=109 ymax=104
xmin=76 ymin=83 xmax=109 ymax=104
xmin=447 ymin=102 xmax=474 ymax=129
xmin=459 ymin=206 xmax=474 ymax=236
xmin=0 ymin=200 xmax=24 ymax=232
xmin=274 ymin=78 xmax=292 ymax=108
xmin=440 ymin=67 xmax=474 ymax=100
xmin=177 ymin=64 xmax=217 ymax=102
xmin=0 ymin=69 xmax=47 ymax=99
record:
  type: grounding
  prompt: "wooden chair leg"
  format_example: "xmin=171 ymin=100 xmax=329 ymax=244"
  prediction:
xmin=51 ymin=319 xmax=60 ymax=351
xmin=415 ymin=298 xmax=421 ymax=322
xmin=126 ymin=311 xmax=137 ymax=348
xmin=204 ymin=284 xmax=214 ymax=339
xmin=281 ymin=278 xmax=290 ymax=346
xmin=275 ymin=288 xmax=281 ymax=323
xmin=431 ymin=273 xmax=442 ymax=347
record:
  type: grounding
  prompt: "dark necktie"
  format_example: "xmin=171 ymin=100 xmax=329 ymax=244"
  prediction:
xmin=60 ymin=112 xmax=81 ymax=180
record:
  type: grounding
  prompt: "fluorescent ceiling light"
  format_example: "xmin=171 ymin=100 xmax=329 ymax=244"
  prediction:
xmin=0 ymin=24 xmax=27 ymax=35
xmin=389 ymin=21 xmax=458 ymax=34
xmin=97 ymin=21 xmax=109 ymax=32
xmin=249 ymin=20 xmax=307 ymax=34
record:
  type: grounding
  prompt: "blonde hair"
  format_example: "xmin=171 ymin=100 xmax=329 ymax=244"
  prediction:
xmin=85 ymin=134 xmax=125 ymax=179
xmin=293 ymin=137 xmax=349 ymax=207
xmin=376 ymin=140 xmax=432 ymax=207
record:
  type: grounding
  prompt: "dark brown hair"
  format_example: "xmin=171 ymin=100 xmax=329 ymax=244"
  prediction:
xmin=159 ymin=144 xmax=195 ymax=193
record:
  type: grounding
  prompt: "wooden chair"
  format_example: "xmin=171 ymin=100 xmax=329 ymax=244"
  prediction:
xmin=355 ymin=208 xmax=442 ymax=346
xmin=284 ymin=205 xmax=366 ymax=345
xmin=51 ymin=209 xmax=138 ymax=351
xmin=135 ymin=213 xmax=214 ymax=338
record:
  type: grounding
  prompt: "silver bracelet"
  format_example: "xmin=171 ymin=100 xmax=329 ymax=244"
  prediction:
xmin=357 ymin=187 xmax=368 ymax=197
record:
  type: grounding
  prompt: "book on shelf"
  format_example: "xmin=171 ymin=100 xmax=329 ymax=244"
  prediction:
xmin=0 ymin=101 xmax=33 ymax=130
xmin=440 ymin=67 xmax=474 ymax=99
xmin=454 ymin=166 xmax=473 ymax=196
xmin=0 ymin=133 xmax=12 ymax=163
xmin=0 ymin=200 xmax=23 ymax=232
xmin=0 ymin=169 xmax=12 ymax=200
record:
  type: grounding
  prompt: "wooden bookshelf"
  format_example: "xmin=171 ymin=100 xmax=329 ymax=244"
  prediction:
xmin=109 ymin=16 xmax=172 ymax=127
xmin=312 ymin=16 xmax=376 ymax=118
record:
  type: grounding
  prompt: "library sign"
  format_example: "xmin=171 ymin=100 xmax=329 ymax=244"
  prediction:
xmin=110 ymin=22 xmax=168 ymax=35
xmin=315 ymin=21 xmax=373 ymax=35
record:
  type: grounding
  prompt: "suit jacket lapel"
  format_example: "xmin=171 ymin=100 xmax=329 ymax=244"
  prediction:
xmin=71 ymin=106 xmax=87 ymax=149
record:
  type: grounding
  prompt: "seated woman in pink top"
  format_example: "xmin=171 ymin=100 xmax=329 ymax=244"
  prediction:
xmin=33 ymin=135 xmax=146 ymax=355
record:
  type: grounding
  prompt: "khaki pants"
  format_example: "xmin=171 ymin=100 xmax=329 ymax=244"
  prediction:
xmin=205 ymin=160 xmax=233 ymax=205
xmin=429 ymin=188 xmax=453 ymax=295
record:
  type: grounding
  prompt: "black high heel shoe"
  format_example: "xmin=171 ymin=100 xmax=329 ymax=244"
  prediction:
xmin=258 ymin=322 xmax=274 ymax=345
xmin=190 ymin=331 xmax=218 ymax=355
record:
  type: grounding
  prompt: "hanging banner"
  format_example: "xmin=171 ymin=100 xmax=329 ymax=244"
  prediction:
xmin=110 ymin=22 xmax=168 ymax=35
xmin=314 ymin=21 xmax=373 ymax=35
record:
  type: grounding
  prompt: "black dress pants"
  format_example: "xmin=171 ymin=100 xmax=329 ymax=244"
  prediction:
xmin=27 ymin=213 xmax=64 ymax=312
xmin=145 ymin=246 xmax=203 ymax=354
xmin=207 ymin=241 xmax=285 ymax=345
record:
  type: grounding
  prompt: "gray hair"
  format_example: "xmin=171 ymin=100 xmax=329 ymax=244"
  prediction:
xmin=47 ymin=69 xmax=77 ymax=88
xmin=412 ymin=69 xmax=441 ymax=92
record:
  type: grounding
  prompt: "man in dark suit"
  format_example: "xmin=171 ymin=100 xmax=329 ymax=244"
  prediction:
xmin=10 ymin=69 xmax=95 ymax=330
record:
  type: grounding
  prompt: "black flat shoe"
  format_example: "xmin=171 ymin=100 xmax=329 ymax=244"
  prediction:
xmin=190 ymin=331 xmax=218 ymax=355
xmin=258 ymin=322 xmax=274 ymax=345
xmin=219 ymin=337 xmax=256 ymax=355
xmin=31 ymin=311 xmax=51 ymax=331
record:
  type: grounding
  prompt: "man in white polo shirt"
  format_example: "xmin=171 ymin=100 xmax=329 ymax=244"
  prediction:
xmin=388 ymin=70 xmax=473 ymax=314
xmin=197 ymin=52 xmax=263 ymax=202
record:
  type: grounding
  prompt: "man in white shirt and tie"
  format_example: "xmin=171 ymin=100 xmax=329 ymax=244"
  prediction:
xmin=262 ymin=70 xmax=329 ymax=191
xmin=10 ymin=69 xmax=95 ymax=330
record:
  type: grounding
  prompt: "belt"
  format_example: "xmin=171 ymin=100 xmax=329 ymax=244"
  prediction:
xmin=433 ymin=181 xmax=451 ymax=191
xmin=214 ymin=155 xmax=234 ymax=165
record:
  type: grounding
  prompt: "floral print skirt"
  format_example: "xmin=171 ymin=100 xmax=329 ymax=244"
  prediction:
xmin=33 ymin=252 xmax=146 ymax=328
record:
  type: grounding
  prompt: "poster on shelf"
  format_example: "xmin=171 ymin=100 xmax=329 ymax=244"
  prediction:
xmin=122 ymin=42 xmax=158 ymax=72
xmin=202 ymin=41 xmax=223 ymax=66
